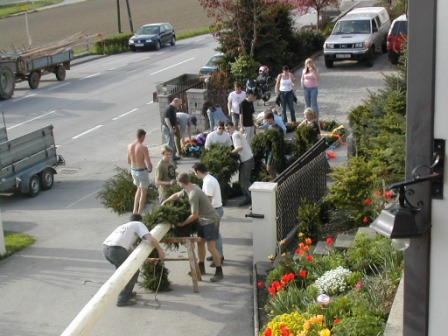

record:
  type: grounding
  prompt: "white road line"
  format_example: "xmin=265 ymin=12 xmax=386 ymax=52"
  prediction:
xmin=47 ymin=82 xmax=71 ymax=91
xmin=65 ymin=188 xmax=101 ymax=209
xmin=108 ymin=64 xmax=127 ymax=70
xmin=112 ymin=108 xmax=138 ymax=120
xmin=7 ymin=110 xmax=58 ymax=130
xmin=72 ymin=125 xmax=103 ymax=139
xmin=81 ymin=73 xmax=100 ymax=80
xmin=146 ymin=101 xmax=154 ymax=105
xmin=150 ymin=58 xmax=195 ymax=75
xmin=12 ymin=93 xmax=37 ymax=102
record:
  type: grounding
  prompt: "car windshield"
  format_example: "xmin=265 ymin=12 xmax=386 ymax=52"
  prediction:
xmin=137 ymin=26 xmax=160 ymax=35
xmin=206 ymin=55 xmax=222 ymax=66
xmin=333 ymin=20 xmax=371 ymax=34
xmin=391 ymin=21 xmax=408 ymax=36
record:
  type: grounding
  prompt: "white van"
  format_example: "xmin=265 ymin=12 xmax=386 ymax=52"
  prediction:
xmin=323 ymin=7 xmax=391 ymax=68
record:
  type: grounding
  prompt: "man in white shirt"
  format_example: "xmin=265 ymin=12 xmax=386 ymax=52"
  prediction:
xmin=225 ymin=121 xmax=254 ymax=206
xmin=227 ymin=82 xmax=246 ymax=128
xmin=103 ymin=213 xmax=165 ymax=307
xmin=192 ymin=162 xmax=224 ymax=267
xmin=204 ymin=121 xmax=233 ymax=149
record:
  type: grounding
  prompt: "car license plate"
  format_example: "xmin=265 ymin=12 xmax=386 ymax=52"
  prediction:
xmin=135 ymin=43 xmax=144 ymax=47
xmin=336 ymin=54 xmax=351 ymax=59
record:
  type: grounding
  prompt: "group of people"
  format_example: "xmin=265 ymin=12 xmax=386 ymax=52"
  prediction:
xmin=104 ymin=58 xmax=322 ymax=307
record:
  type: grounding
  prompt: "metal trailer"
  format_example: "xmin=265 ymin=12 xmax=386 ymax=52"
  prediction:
xmin=0 ymin=116 xmax=65 ymax=197
xmin=0 ymin=49 xmax=74 ymax=100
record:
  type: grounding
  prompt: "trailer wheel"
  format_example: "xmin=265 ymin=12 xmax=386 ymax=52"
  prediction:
xmin=28 ymin=71 xmax=40 ymax=89
xmin=55 ymin=65 xmax=66 ymax=81
xmin=28 ymin=175 xmax=41 ymax=197
xmin=0 ymin=64 xmax=15 ymax=100
xmin=40 ymin=168 xmax=54 ymax=190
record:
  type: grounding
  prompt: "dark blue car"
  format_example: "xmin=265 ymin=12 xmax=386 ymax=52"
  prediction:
xmin=129 ymin=23 xmax=176 ymax=51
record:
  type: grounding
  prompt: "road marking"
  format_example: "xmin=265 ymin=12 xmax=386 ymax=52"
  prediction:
xmin=12 ymin=93 xmax=37 ymax=102
xmin=146 ymin=101 xmax=153 ymax=105
xmin=112 ymin=108 xmax=138 ymax=120
xmin=7 ymin=110 xmax=58 ymax=130
xmin=150 ymin=58 xmax=195 ymax=75
xmin=72 ymin=125 xmax=103 ymax=139
xmin=108 ymin=64 xmax=127 ymax=70
xmin=47 ymin=82 xmax=71 ymax=91
xmin=65 ymin=188 xmax=101 ymax=209
xmin=80 ymin=72 xmax=100 ymax=80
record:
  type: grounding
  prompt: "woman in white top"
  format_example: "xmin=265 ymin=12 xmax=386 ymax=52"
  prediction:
xmin=275 ymin=65 xmax=296 ymax=124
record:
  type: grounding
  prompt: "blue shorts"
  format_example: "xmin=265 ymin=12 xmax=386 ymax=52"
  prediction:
xmin=131 ymin=169 xmax=150 ymax=188
xmin=197 ymin=222 xmax=219 ymax=241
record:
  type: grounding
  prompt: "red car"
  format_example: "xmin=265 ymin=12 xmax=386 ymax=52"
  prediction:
xmin=387 ymin=14 xmax=408 ymax=64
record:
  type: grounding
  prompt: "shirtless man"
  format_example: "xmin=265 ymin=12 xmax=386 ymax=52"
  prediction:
xmin=127 ymin=129 xmax=153 ymax=214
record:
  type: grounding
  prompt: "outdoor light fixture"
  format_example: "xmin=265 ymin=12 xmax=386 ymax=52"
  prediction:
xmin=370 ymin=140 xmax=445 ymax=246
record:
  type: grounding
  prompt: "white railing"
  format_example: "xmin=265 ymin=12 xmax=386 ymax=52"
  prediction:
xmin=61 ymin=223 xmax=170 ymax=336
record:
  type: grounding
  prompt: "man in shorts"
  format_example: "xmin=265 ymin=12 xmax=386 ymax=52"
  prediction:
xmin=162 ymin=173 xmax=223 ymax=282
xmin=154 ymin=145 xmax=177 ymax=203
xmin=127 ymin=129 xmax=153 ymax=214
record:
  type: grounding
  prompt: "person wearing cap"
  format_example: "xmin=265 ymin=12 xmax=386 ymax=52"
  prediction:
xmin=175 ymin=112 xmax=197 ymax=156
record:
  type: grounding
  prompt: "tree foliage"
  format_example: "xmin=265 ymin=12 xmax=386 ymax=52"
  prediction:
xmin=288 ymin=0 xmax=339 ymax=29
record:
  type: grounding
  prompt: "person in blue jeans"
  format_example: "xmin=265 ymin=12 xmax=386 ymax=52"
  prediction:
xmin=103 ymin=213 xmax=165 ymax=307
xmin=301 ymin=58 xmax=320 ymax=120
xmin=275 ymin=65 xmax=296 ymax=124
xmin=192 ymin=162 xmax=225 ymax=267
xmin=162 ymin=98 xmax=182 ymax=161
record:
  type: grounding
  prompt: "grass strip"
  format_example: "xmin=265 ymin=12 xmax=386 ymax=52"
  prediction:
xmin=0 ymin=232 xmax=35 ymax=259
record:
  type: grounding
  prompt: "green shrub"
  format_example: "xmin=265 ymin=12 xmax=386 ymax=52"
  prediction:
xmin=331 ymin=314 xmax=385 ymax=336
xmin=297 ymin=201 xmax=323 ymax=242
xmin=97 ymin=167 xmax=157 ymax=215
xmin=251 ymin=129 xmax=289 ymax=182
xmin=140 ymin=250 xmax=171 ymax=292
xmin=266 ymin=286 xmax=315 ymax=316
xmin=200 ymin=144 xmax=239 ymax=201
xmin=93 ymin=33 xmax=133 ymax=54
xmin=229 ymin=54 xmax=260 ymax=84
xmin=293 ymin=125 xmax=321 ymax=159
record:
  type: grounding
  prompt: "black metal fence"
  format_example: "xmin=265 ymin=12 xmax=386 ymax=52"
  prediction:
xmin=273 ymin=138 xmax=330 ymax=240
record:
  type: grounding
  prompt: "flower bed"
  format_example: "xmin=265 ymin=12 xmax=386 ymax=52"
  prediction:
xmin=258 ymin=234 xmax=403 ymax=335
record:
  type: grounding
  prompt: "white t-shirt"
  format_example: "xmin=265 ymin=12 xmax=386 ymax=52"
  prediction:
xmin=204 ymin=130 xmax=232 ymax=149
xmin=228 ymin=91 xmax=246 ymax=114
xmin=103 ymin=221 xmax=150 ymax=250
xmin=202 ymin=174 xmax=222 ymax=208
xmin=232 ymin=130 xmax=253 ymax=163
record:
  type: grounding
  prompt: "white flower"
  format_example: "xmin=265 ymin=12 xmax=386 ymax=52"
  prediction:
xmin=313 ymin=266 xmax=352 ymax=295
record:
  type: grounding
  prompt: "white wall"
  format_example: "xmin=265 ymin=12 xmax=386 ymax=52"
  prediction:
xmin=429 ymin=0 xmax=448 ymax=333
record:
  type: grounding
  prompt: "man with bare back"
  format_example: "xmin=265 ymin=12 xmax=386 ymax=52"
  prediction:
xmin=127 ymin=129 xmax=153 ymax=214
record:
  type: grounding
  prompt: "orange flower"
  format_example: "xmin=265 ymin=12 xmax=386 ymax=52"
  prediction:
xmin=305 ymin=238 xmax=312 ymax=245
xmin=303 ymin=245 xmax=310 ymax=251
xmin=299 ymin=242 xmax=305 ymax=249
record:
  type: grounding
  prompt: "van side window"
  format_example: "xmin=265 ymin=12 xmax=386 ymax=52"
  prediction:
xmin=372 ymin=19 xmax=378 ymax=32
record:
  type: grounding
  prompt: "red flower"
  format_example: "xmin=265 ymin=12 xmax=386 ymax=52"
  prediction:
xmin=268 ymin=286 xmax=276 ymax=294
xmin=307 ymin=255 xmax=313 ymax=261
xmin=385 ymin=191 xmax=393 ymax=198
xmin=376 ymin=190 xmax=382 ymax=195
xmin=299 ymin=270 xmax=307 ymax=278
xmin=257 ymin=281 xmax=264 ymax=289
xmin=287 ymin=273 xmax=295 ymax=281
xmin=265 ymin=328 xmax=272 ymax=336
xmin=334 ymin=318 xmax=341 ymax=323
xmin=282 ymin=274 xmax=290 ymax=284
xmin=363 ymin=217 xmax=369 ymax=223
xmin=364 ymin=199 xmax=372 ymax=205
xmin=326 ymin=237 xmax=334 ymax=244
xmin=295 ymin=249 xmax=305 ymax=256
xmin=272 ymin=281 xmax=281 ymax=289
